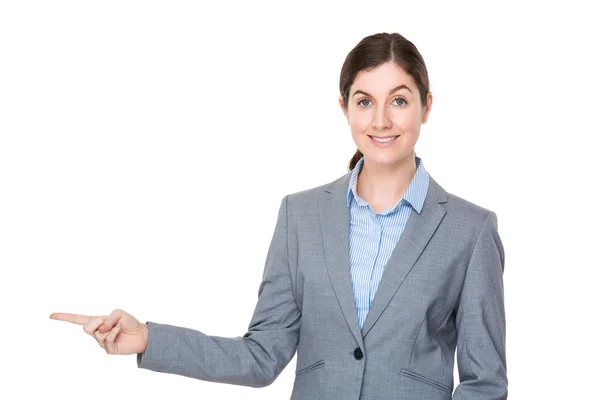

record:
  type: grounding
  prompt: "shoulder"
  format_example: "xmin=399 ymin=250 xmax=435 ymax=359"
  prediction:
xmin=428 ymin=176 xmax=500 ymax=239
xmin=426 ymin=178 xmax=503 ymax=265
xmin=282 ymin=171 xmax=350 ymax=215
xmin=447 ymin=191 xmax=495 ymax=220
xmin=427 ymin=175 xmax=493 ymax=217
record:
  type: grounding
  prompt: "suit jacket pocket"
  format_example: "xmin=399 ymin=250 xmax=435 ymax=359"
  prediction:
xmin=399 ymin=368 xmax=453 ymax=396
xmin=295 ymin=359 xmax=324 ymax=378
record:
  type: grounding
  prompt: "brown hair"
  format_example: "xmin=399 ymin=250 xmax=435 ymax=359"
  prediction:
xmin=340 ymin=32 xmax=431 ymax=171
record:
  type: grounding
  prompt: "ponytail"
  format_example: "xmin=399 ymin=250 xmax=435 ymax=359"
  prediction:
xmin=348 ymin=148 xmax=363 ymax=171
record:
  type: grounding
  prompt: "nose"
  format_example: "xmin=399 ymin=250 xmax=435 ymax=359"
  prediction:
xmin=371 ymin=105 xmax=392 ymax=131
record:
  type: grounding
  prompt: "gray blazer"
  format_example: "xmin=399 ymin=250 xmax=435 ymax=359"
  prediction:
xmin=137 ymin=170 xmax=507 ymax=400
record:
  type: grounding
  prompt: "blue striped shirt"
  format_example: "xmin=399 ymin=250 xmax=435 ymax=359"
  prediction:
xmin=347 ymin=155 xmax=430 ymax=330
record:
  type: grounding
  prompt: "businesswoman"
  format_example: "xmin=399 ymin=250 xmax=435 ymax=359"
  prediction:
xmin=50 ymin=32 xmax=507 ymax=400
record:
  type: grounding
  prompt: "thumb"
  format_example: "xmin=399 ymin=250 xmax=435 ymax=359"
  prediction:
xmin=98 ymin=309 xmax=124 ymax=333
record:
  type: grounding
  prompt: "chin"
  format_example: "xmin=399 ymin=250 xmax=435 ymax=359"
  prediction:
xmin=364 ymin=152 xmax=402 ymax=164
xmin=364 ymin=149 xmax=413 ymax=164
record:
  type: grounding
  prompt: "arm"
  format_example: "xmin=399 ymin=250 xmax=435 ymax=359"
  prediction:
xmin=137 ymin=195 xmax=301 ymax=388
xmin=453 ymin=211 xmax=508 ymax=399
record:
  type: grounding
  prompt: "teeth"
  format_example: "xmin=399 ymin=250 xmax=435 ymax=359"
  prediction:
xmin=372 ymin=136 xmax=397 ymax=143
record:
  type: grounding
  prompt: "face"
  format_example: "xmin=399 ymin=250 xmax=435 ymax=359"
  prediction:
xmin=339 ymin=61 xmax=432 ymax=168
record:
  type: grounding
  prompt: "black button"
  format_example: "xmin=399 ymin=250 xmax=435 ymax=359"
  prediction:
xmin=353 ymin=347 xmax=363 ymax=360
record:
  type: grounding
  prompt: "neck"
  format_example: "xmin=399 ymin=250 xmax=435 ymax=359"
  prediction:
xmin=357 ymin=152 xmax=417 ymax=204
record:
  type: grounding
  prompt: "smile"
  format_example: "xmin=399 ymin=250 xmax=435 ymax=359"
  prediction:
xmin=368 ymin=135 xmax=399 ymax=147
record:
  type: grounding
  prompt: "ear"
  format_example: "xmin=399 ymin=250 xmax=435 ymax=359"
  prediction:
xmin=339 ymin=96 xmax=349 ymax=124
xmin=421 ymin=91 xmax=433 ymax=124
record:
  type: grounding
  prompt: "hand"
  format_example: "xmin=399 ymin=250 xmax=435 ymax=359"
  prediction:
xmin=50 ymin=309 xmax=149 ymax=355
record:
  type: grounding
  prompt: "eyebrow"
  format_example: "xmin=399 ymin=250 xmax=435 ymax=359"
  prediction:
xmin=352 ymin=84 xmax=412 ymax=98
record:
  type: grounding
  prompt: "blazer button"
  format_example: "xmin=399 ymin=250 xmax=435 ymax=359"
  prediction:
xmin=353 ymin=347 xmax=363 ymax=360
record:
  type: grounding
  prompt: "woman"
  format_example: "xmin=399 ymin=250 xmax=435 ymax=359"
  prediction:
xmin=50 ymin=32 xmax=507 ymax=400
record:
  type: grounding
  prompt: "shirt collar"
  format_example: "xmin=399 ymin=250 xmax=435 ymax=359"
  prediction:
xmin=346 ymin=154 xmax=429 ymax=214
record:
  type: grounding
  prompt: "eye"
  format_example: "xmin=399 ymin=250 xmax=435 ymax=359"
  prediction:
xmin=357 ymin=98 xmax=372 ymax=107
xmin=356 ymin=96 xmax=407 ymax=108
xmin=393 ymin=97 xmax=407 ymax=106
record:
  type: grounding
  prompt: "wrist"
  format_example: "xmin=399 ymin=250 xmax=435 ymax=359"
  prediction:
xmin=142 ymin=322 xmax=149 ymax=352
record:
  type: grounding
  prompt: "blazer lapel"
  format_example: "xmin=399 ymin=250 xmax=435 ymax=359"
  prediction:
xmin=360 ymin=176 xmax=447 ymax=338
xmin=319 ymin=170 xmax=448 ymax=344
xmin=319 ymin=171 xmax=364 ymax=347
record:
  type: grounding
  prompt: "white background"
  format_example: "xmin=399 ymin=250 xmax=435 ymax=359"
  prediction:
xmin=1 ymin=1 xmax=598 ymax=398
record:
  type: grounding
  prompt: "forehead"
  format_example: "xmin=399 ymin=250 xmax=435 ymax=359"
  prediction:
xmin=351 ymin=62 xmax=417 ymax=94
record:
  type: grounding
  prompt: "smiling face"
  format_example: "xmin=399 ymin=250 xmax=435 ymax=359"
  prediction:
xmin=340 ymin=61 xmax=432 ymax=168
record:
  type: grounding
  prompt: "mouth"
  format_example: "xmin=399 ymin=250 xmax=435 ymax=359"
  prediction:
xmin=368 ymin=135 xmax=400 ymax=145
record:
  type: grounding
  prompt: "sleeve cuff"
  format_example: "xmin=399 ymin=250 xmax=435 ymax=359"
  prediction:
xmin=136 ymin=321 xmax=184 ymax=372
xmin=136 ymin=321 xmax=152 ymax=369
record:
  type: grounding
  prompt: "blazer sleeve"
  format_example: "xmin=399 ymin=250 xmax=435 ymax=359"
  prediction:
xmin=136 ymin=195 xmax=301 ymax=388
xmin=453 ymin=211 xmax=508 ymax=400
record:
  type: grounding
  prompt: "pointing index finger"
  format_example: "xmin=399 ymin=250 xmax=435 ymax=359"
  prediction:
xmin=50 ymin=313 xmax=96 ymax=326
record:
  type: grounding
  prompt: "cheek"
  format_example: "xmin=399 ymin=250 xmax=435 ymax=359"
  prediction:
xmin=390 ymin=111 xmax=421 ymax=132
xmin=348 ymin=113 xmax=371 ymax=133
xmin=349 ymin=108 xmax=422 ymax=134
